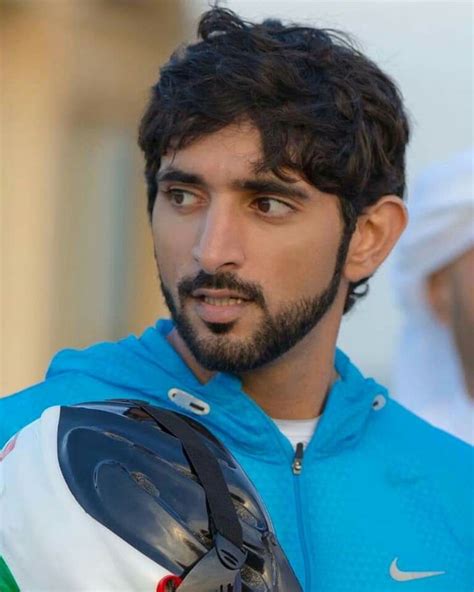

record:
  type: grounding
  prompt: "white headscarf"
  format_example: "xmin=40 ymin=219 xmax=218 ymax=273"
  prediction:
xmin=392 ymin=148 xmax=474 ymax=444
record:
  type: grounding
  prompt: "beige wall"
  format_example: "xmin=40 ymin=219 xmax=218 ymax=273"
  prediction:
xmin=1 ymin=1 xmax=191 ymax=395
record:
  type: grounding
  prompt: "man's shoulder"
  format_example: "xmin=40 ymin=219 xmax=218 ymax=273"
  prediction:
xmin=373 ymin=397 xmax=473 ymax=472
xmin=0 ymin=374 xmax=83 ymax=448
xmin=339 ymin=349 xmax=472 ymax=460
xmin=368 ymin=395 xmax=472 ymax=499
xmin=381 ymin=397 xmax=472 ymax=454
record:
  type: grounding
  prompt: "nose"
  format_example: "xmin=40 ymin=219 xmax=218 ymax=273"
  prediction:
xmin=192 ymin=201 xmax=245 ymax=274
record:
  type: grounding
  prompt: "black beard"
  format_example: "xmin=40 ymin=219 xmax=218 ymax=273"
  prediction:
xmin=159 ymin=231 xmax=350 ymax=374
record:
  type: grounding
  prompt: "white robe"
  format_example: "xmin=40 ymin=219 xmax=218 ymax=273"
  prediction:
xmin=392 ymin=148 xmax=474 ymax=444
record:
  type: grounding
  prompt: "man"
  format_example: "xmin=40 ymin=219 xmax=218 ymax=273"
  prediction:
xmin=392 ymin=149 xmax=474 ymax=444
xmin=1 ymin=8 xmax=472 ymax=591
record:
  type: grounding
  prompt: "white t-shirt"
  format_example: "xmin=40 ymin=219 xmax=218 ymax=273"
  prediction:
xmin=272 ymin=416 xmax=320 ymax=450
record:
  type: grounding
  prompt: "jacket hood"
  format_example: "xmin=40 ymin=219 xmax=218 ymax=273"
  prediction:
xmin=46 ymin=319 xmax=387 ymax=460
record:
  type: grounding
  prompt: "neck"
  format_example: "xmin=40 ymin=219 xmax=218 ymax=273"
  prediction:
xmin=239 ymin=310 xmax=341 ymax=419
xmin=166 ymin=298 xmax=344 ymax=420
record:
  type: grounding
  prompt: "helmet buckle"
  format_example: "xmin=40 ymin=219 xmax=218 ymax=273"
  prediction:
xmin=177 ymin=533 xmax=247 ymax=592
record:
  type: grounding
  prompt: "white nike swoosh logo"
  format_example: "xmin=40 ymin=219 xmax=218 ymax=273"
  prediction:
xmin=390 ymin=558 xmax=445 ymax=581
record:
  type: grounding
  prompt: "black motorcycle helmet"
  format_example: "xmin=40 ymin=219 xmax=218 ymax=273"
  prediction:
xmin=57 ymin=399 xmax=302 ymax=592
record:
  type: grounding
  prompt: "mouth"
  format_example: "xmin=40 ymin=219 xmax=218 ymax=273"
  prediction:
xmin=190 ymin=289 xmax=252 ymax=324
xmin=192 ymin=289 xmax=250 ymax=304
xmin=200 ymin=296 xmax=246 ymax=306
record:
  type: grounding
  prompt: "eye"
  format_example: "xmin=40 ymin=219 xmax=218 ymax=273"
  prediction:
xmin=254 ymin=197 xmax=294 ymax=217
xmin=163 ymin=188 xmax=199 ymax=208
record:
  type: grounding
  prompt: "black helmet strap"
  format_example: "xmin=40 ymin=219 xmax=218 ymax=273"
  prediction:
xmin=139 ymin=406 xmax=247 ymax=591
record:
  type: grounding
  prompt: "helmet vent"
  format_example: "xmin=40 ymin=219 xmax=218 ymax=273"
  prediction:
xmin=130 ymin=471 xmax=159 ymax=497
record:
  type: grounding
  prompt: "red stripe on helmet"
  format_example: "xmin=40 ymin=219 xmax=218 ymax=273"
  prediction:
xmin=156 ymin=575 xmax=182 ymax=591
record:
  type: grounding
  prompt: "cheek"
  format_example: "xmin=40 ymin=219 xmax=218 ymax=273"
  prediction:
xmin=256 ymin=222 xmax=342 ymax=303
xmin=151 ymin=204 xmax=196 ymax=282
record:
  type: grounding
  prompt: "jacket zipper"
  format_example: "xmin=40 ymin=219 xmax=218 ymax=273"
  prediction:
xmin=292 ymin=442 xmax=304 ymax=475
xmin=292 ymin=442 xmax=312 ymax=590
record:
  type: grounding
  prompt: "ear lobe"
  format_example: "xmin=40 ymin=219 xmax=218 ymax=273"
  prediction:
xmin=343 ymin=195 xmax=408 ymax=283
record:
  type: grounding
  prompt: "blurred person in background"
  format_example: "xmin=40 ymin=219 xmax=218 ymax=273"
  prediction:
xmin=393 ymin=149 xmax=474 ymax=444
xmin=1 ymin=8 xmax=473 ymax=591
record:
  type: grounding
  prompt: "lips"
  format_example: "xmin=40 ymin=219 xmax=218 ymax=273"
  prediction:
xmin=192 ymin=289 xmax=250 ymax=302
xmin=191 ymin=289 xmax=252 ymax=324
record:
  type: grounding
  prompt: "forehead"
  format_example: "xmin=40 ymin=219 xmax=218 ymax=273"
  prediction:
xmin=160 ymin=122 xmax=263 ymax=179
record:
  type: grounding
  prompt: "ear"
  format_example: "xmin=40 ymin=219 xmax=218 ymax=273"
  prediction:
xmin=426 ymin=266 xmax=452 ymax=325
xmin=344 ymin=195 xmax=408 ymax=283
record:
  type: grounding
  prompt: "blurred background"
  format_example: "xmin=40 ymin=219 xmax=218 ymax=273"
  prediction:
xmin=1 ymin=0 xmax=472 ymax=395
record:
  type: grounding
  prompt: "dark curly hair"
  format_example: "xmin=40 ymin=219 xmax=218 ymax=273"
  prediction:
xmin=138 ymin=7 xmax=410 ymax=313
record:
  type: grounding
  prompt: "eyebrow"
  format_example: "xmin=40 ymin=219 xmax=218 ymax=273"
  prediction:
xmin=231 ymin=178 xmax=310 ymax=201
xmin=156 ymin=168 xmax=311 ymax=201
xmin=156 ymin=169 xmax=205 ymax=186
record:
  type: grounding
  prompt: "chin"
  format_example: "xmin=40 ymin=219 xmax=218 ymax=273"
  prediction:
xmin=203 ymin=322 xmax=236 ymax=336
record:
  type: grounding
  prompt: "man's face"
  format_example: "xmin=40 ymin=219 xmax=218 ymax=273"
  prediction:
xmin=152 ymin=122 xmax=347 ymax=373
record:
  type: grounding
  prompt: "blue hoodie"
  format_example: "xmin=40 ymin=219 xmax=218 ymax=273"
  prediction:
xmin=1 ymin=319 xmax=473 ymax=591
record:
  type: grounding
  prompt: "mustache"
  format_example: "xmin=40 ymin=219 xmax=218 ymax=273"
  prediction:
xmin=178 ymin=271 xmax=266 ymax=308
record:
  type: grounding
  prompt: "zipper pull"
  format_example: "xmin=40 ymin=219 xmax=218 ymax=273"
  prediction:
xmin=292 ymin=442 xmax=304 ymax=475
